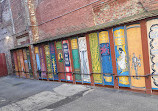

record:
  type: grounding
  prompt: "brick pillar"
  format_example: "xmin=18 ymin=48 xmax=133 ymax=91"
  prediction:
xmin=140 ymin=20 xmax=152 ymax=94
xmin=109 ymin=28 xmax=119 ymax=89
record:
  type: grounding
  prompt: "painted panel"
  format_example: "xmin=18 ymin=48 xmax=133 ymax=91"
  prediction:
xmin=16 ymin=50 xmax=21 ymax=77
xmin=147 ymin=19 xmax=158 ymax=89
xmin=71 ymin=38 xmax=81 ymax=81
xmin=99 ymin=31 xmax=113 ymax=85
xmin=113 ymin=26 xmax=130 ymax=87
xmin=89 ymin=33 xmax=102 ymax=84
xmin=62 ymin=40 xmax=73 ymax=81
xmin=39 ymin=45 xmax=47 ymax=79
xmin=44 ymin=44 xmax=53 ymax=79
xmin=49 ymin=42 xmax=58 ymax=80
xmin=126 ymin=24 xmax=145 ymax=88
xmin=19 ymin=49 xmax=26 ymax=78
xmin=35 ymin=46 xmax=41 ymax=78
xmin=26 ymin=49 xmax=33 ymax=78
xmin=78 ymin=37 xmax=91 ymax=82
xmin=56 ymin=41 xmax=65 ymax=80
xmin=23 ymin=49 xmax=29 ymax=78
xmin=13 ymin=51 xmax=19 ymax=77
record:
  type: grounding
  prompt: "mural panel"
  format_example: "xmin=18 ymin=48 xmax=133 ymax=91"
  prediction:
xmin=39 ymin=45 xmax=47 ymax=79
xmin=19 ymin=49 xmax=26 ymax=78
xmin=99 ymin=31 xmax=114 ymax=85
xmin=147 ymin=19 xmax=158 ymax=89
xmin=17 ymin=50 xmax=21 ymax=77
xmin=44 ymin=44 xmax=53 ymax=79
xmin=62 ymin=40 xmax=73 ymax=81
xmin=49 ymin=42 xmax=58 ymax=80
xmin=71 ymin=38 xmax=81 ymax=81
xmin=35 ymin=46 xmax=41 ymax=78
xmin=89 ymin=33 xmax=102 ymax=84
xmin=23 ymin=49 xmax=29 ymax=78
xmin=113 ymin=26 xmax=130 ymax=87
xmin=126 ymin=24 xmax=145 ymax=88
xmin=78 ymin=37 xmax=91 ymax=82
xmin=13 ymin=51 xmax=19 ymax=77
xmin=26 ymin=49 xmax=33 ymax=78
xmin=56 ymin=41 xmax=65 ymax=80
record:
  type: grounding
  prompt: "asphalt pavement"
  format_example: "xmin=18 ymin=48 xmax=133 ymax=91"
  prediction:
xmin=0 ymin=76 xmax=158 ymax=111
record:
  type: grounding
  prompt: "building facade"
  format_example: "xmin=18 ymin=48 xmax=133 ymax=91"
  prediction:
xmin=2 ymin=0 xmax=158 ymax=94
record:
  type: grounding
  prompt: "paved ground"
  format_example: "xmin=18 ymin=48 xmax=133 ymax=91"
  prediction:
xmin=0 ymin=76 xmax=158 ymax=111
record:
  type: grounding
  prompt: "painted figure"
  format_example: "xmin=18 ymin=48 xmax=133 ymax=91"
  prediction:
xmin=117 ymin=48 xmax=127 ymax=71
xmin=131 ymin=53 xmax=141 ymax=79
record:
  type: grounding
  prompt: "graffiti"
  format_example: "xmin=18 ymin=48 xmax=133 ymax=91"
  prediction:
xmin=89 ymin=33 xmax=102 ymax=84
xmin=78 ymin=37 xmax=90 ymax=82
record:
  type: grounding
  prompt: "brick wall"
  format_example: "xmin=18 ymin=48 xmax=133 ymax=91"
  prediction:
xmin=10 ymin=0 xmax=28 ymax=34
xmin=0 ymin=0 xmax=14 ymax=74
xmin=35 ymin=0 xmax=158 ymax=42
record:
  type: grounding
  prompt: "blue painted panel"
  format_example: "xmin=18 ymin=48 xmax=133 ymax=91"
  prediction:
xmin=113 ymin=26 xmax=130 ymax=87
xmin=100 ymin=43 xmax=114 ymax=85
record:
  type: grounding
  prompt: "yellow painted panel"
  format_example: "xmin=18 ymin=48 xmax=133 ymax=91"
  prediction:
xmin=126 ymin=24 xmax=145 ymax=88
xmin=99 ymin=31 xmax=109 ymax=44
xmin=71 ymin=38 xmax=78 ymax=49
xmin=89 ymin=33 xmax=102 ymax=84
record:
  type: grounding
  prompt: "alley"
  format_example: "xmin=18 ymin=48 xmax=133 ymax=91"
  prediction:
xmin=0 ymin=76 xmax=158 ymax=111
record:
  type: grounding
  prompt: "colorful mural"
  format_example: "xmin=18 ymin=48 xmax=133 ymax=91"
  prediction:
xmin=34 ymin=46 xmax=41 ymax=78
xmin=56 ymin=41 xmax=65 ymax=80
xmin=39 ymin=45 xmax=47 ymax=79
xmin=71 ymin=38 xmax=81 ymax=81
xmin=126 ymin=24 xmax=145 ymax=88
xmin=62 ymin=40 xmax=73 ymax=81
xmin=49 ymin=42 xmax=58 ymax=80
xmin=147 ymin=19 xmax=158 ymax=90
xmin=78 ymin=37 xmax=90 ymax=82
xmin=44 ymin=44 xmax=53 ymax=79
xmin=89 ymin=33 xmax=102 ymax=84
xmin=113 ymin=26 xmax=130 ymax=87
xmin=99 ymin=31 xmax=114 ymax=85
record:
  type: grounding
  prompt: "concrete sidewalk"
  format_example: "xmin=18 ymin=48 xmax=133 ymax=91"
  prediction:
xmin=0 ymin=76 xmax=158 ymax=111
